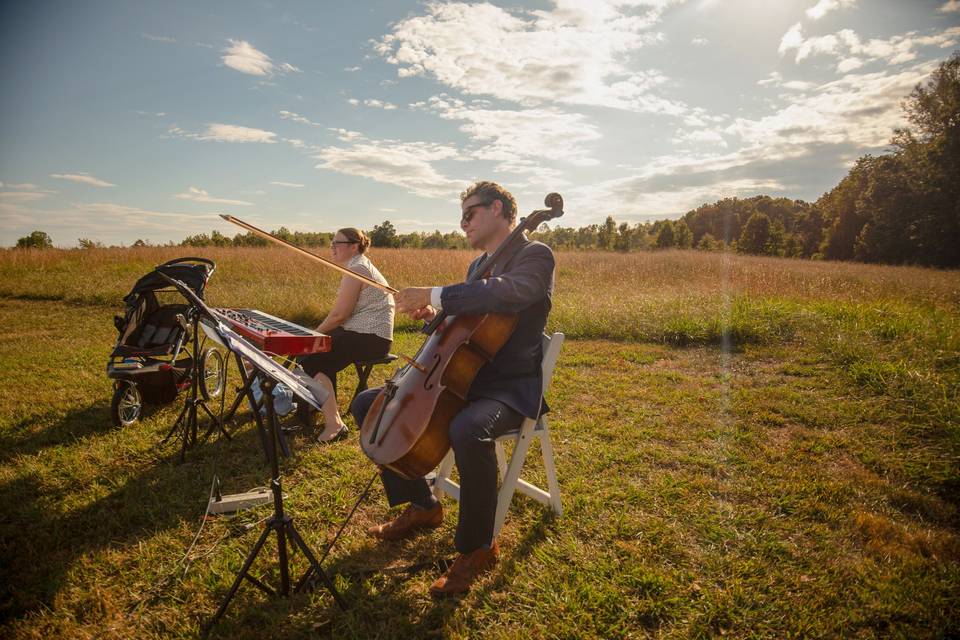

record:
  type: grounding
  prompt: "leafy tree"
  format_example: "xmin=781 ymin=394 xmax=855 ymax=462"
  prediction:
xmin=422 ymin=230 xmax=445 ymax=249
xmin=210 ymin=230 xmax=232 ymax=247
xmin=818 ymin=156 xmax=873 ymax=260
xmin=597 ymin=216 xmax=617 ymax=250
xmin=766 ymin=220 xmax=786 ymax=256
xmin=738 ymin=211 xmax=771 ymax=255
xmin=614 ymin=222 xmax=631 ymax=252
xmin=370 ymin=220 xmax=398 ymax=248
xmin=674 ymin=219 xmax=692 ymax=248
xmin=232 ymin=231 xmax=268 ymax=247
xmin=892 ymin=50 xmax=960 ymax=266
xmin=655 ymin=221 xmax=675 ymax=248
xmin=181 ymin=233 xmax=212 ymax=247
xmin=16 ymin=231 xmax=53 ymax=249
xmin=697 ymin=232 xmax=721 ymax=251
xmin=575 ymin=225 xmax=598 ymax=249
xmin=78 ymin=238 xmax=103 ymax=249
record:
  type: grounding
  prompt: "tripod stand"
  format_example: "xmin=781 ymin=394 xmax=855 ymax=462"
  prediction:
xmin=161 ymin=310 xmax=230 ymax=462
xmin=208 ymin=376 xmax=345 ymax=628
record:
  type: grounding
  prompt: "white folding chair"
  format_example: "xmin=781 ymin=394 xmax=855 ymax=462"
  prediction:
xmin=430 ymin=332 xmax=564 ymax=537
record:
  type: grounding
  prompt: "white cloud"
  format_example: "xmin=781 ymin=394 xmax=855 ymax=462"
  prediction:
xmin=0 ymin=183 xmax=58 ymax=207
xmin=0 ymin=191 xmax=50 ymax=203
xmin=375 ymin=1 xmax=688 ymax=114
xmin=173 ymin=123 xmax=278 ymax=143
xmin=779 ymin=23 xmax=805 ymax=56
xmin=344 ymin=65 xmax=362 ymax=72
xmin=571 ymin=177 xmax=786 ymax=221
xmin=279 ymin=110 xmax=322 ymax=126
xmin=81 ymin=202 xmax=208 ymax=221
xmin=673 ymin=128 xmax=727 ymax=148
xmin=779 ymin=24 xmax=960 ymax=71
xmin=347 ymin=98 xmax=360 ymax=106
xmin=314 ymin=133 xmax=465 ymax=199
xmin=0 ymin=182 xmax=55 ymax=193
xmin=270 ymin=181 xmax=305 ymax=188
xmin=564 ymin=58 xmax=943 ymax=223
xmin=327 ymin=128 xmax=364 ymax=142
xmin=805 ymin=0 xmax=855 ymax=20
xmin=0 ymin=200 xmax=222 ymax=246
xmin=730 ymin=61 xmax=940 ymax=151
xmin=941 ymin=1 xmax=960 ymax=12
xmin=175 ymin=186 xmax=253 ymax=206
xmin=691 ymin=36 xmax=709 ymax=46
xmin=417 ymin=95 xmax=602 ymax=185
xmin=50 ymin=172 xmax=116 ymax=187
xmin=142 ymin=33 xmax=177 ymax=43
xmin=221 ymin=39 xmax=301 ymax=76
xmin=756 ymin=71 xmax=816 ymax=91
xmin=363 ymin=99 xmax=398 ymax=110
xmin=392 ymin=218 xmax=462 ymax=231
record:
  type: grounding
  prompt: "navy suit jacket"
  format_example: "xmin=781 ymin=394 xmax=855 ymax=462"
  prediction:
xmin=439 ymin=237 xmax=555 ymax=418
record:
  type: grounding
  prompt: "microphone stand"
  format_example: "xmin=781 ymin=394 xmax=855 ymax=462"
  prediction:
xmin=206 ymin=375 xmax=345 ymax=633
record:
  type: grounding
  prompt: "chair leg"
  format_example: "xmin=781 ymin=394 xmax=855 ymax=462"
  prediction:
xmin=538 ymin=417 xmax=563 ymax=516
xmin=353 ymin=363 xmax=373 ymax=401
xmin=432 ymin=449 xmax=456 ymax=500
xmin=493 ymin=421 xmax=536 ymax=537
xmin=495 ymin=440 xmax=507 ymax=480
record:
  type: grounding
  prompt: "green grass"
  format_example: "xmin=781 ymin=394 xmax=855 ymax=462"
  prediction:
xmin=1 ymin=248 xmax=959 ymax=638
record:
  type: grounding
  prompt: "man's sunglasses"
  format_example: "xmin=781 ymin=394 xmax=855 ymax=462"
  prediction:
xmin=461 ymin=200 xmax=493 ymax=225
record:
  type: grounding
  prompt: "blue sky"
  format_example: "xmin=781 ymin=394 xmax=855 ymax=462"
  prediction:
xmin=1 ymin=0 xmax=958 ymax=246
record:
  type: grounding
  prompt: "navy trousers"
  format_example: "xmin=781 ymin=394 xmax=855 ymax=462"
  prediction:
xmin=351 ymin=387 xmax=523 ymax=554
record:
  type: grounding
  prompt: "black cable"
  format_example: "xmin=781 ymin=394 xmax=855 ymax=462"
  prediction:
xmin=320 ymin=470 xmax=379 ymax=565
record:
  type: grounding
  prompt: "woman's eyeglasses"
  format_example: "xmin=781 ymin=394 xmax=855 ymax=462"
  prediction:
xmin=332 ymin=240 xmax=358 ymax=246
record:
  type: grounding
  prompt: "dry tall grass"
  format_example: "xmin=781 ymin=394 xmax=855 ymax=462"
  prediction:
xmin=2 ymin=246 xmax=958 ymax=342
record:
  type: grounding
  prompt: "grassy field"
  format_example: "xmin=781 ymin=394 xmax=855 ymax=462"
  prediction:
xmin=0 ymin=247 xmax=958 ymax=638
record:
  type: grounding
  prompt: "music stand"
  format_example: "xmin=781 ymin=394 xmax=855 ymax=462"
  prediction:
xmin=157 ymin=277 xmax=346 ymax=628
xmin=158 ymin=303 xmax=230 ymax=461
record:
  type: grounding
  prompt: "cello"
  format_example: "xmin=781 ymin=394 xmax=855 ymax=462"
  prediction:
xmin=359 ymin=193 xmax=564 ymax=479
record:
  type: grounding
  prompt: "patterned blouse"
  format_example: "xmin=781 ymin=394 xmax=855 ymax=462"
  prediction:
xmin=341 ymin=253 xmax=394 ymax=341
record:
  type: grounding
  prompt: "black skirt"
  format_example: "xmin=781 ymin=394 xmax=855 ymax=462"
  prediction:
xmin=298 ymin=326 xmax=391 ymax=398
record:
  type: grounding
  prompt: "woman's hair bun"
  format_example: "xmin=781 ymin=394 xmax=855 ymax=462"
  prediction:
xmin=337 ymin=227 xmax=370 ymax=254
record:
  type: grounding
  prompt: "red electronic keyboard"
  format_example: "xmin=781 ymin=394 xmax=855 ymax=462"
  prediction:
xmin=214 ymin=308 xmax=331 ymax=356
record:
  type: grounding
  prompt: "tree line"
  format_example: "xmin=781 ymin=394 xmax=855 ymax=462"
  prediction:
xmin=13 ymin=53 xmax=957 ymax=267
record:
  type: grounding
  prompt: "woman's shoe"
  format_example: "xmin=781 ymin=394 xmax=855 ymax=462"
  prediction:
xmin=316 ymin=424 xmax=348 ymax=444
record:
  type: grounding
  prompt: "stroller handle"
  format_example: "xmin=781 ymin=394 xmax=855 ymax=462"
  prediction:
xmin=159 ymin=256 xmax=216 ymax=277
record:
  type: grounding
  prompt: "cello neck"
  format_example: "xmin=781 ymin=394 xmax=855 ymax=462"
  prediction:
xmin=420 ymin=193 xmax=563 ymax=335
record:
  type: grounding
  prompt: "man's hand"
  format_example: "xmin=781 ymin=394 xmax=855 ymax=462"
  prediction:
xmin=410 ymin=305 xmax=437 ymax=322
xmin=395 ymin=286 xmax=434 ymax=316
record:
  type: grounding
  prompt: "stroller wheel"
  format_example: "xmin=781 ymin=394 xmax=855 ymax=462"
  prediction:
xmin=200 ymin=347 xmax=226 ymax=400
xmin=111 ymin=382 xmax=142 ymax=427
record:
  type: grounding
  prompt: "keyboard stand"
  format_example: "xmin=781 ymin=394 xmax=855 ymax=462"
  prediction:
xmin=222 ymin=349 xmax=291 ymax=460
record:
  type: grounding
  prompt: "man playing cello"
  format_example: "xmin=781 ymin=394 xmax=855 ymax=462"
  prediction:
xmin=350 ymin=180 xmax=556 ymax=596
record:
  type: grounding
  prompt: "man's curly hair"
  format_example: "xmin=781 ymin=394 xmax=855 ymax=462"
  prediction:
xmin=460 ymin=181 xmax=517 ymax=224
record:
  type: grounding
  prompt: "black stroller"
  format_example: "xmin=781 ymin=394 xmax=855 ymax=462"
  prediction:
xmin=106 ymin=257 xmax=226 ymax=427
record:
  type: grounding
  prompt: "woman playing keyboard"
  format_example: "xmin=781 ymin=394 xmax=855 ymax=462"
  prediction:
xmin=299 ymin=228 xmax=394 ymax=442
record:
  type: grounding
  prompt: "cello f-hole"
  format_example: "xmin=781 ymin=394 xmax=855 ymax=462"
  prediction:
xmin=423 ymin=353 xmax=442 ymax=391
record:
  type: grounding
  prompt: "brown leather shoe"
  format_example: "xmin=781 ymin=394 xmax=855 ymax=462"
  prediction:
xmin=429 ymin=541 xmax=499 ymax=596
xmin=367 ymin=502 xmax=443 ymax=541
